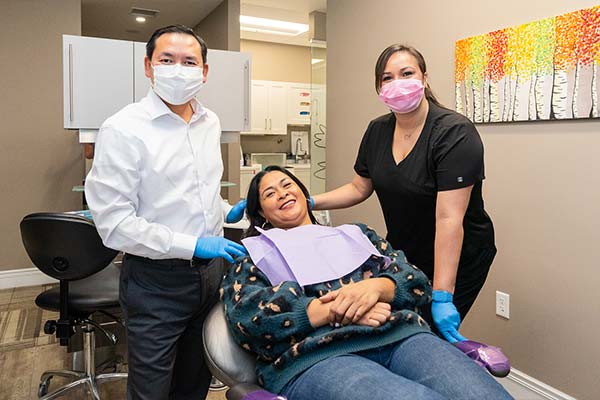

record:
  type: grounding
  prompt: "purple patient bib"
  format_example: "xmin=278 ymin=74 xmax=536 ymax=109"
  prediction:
xmin=241 ymin=224 xmax=389 ymax=286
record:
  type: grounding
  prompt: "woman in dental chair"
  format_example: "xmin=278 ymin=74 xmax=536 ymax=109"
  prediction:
xmin=221 ymin=166 xmax=512 ymax=400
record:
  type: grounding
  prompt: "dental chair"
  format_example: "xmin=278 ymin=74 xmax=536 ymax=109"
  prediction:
xmin=205 ymin=210 xmax=332 ymax=400
xmin=203 ymin=303 xmax=286 ymax=400
xmin=20 ymin=212 xmax=127 ymax=399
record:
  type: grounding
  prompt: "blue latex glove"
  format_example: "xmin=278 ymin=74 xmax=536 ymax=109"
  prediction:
xmin=431 ymin=290 xmax=467 ymax=344
xmin=226 ymin=199 xmax=247 ymax=223
xmin=308 ymin=197 xmax=315 ymax=210
xmin=194 ymin=237 xmax=247 ymax=264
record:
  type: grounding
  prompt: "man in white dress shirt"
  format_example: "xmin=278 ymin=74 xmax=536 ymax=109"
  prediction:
xmin=85 ymin=25 xmax=247 ymax=400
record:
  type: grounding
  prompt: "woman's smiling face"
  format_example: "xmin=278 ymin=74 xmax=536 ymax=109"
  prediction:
xmin=258 ymin=170 xmax=312 ymax=229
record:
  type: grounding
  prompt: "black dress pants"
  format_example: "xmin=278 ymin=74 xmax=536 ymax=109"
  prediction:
xmin=120 ymin=255 xmax=225 ymax=400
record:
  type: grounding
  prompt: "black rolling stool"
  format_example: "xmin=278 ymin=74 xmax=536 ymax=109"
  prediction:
xmin=20 ymin=212 xmax=127 ymax=399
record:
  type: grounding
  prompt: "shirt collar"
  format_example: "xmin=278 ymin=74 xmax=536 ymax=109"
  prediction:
xmin=145 ymin=89 xmax=207 ymax=121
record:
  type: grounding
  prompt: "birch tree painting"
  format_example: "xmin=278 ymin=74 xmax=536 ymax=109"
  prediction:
xmin=455 ymin=5 xmax=600 ymax=122
xmin=485 ymin=29 xmax=508 ymax=122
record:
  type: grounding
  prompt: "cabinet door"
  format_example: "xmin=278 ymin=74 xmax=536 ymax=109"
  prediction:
xmin=197 ymin=49 xmax=251 ymax=132
xmin=250 ymin=81 xmax=269 ymax=134
xmin=134 ymin=42 xmax=151 ymax=102
xmin=268 ymin=83 xmax=288 ymax=135
xmin=63 ymin=35 xmax=134 ymax=129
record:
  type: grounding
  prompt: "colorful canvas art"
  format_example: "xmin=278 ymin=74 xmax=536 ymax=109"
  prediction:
xmin=455 ymin=6 xmax=600 ymax=122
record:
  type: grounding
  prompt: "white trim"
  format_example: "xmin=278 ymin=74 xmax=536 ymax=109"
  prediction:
xmin=0 ymin=268 xmax=57 ymax=290
xmin=507 ymin=368 xmax=577 ymax=400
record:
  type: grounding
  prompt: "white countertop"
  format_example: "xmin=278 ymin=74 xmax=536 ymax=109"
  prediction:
xmin=285 ymin=161 xmax=311 ymax=169
xmin=240 ymin=162 xmax=311 ymax=170
xmin=241 ymin=164 xmax=262 ymax=171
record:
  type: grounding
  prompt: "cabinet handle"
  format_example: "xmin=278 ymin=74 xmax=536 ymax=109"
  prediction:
xmin=244 ymin=61 xmax=250 ymax=130
xmin=269 ymin=118 xmax=272 ymax=130
xmin=264 ymin=118 xmax=267 ymax=130
xmin=68 ymin=43 xmax=74 ymax=122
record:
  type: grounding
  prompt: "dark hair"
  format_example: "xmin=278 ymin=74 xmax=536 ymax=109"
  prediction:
xmin=146 ymin=24 xmax=208 ymax=64
xmin=243 ymin=165 xmax=317 ymax=238
xmin=374 ymin=44 xmax=443 ymax=107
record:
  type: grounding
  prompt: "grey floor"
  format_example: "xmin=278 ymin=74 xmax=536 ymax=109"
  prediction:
xmin=495 ymin=377 xmax=548 ymax=400
xmin=1 ymin=285 xmax=544 ymax=400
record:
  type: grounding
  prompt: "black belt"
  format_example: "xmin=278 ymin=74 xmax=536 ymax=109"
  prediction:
xmin=124 ymin=253 xmax=210 ymax=268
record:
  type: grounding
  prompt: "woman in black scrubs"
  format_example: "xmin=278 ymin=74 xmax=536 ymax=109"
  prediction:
xmin=312 ymin=44 xmax=495 ymax=343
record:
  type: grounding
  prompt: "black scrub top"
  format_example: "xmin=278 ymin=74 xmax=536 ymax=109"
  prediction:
xmin=354 ymin=102 xmax=494 ymax=278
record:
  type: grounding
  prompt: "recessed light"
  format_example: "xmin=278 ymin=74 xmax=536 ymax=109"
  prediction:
xmin=135 ymin=16 xmax=146 ymax=23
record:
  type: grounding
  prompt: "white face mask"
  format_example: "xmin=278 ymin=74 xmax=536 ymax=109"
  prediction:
xmin=152 ymin=64 xmax=204 ymax=105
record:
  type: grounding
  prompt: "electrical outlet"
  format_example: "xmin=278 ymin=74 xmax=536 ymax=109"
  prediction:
xmin=496 ymin=291 xmax=510 ymax=319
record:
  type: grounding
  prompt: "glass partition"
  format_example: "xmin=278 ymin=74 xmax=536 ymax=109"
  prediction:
xmin=310 ymin=45 xmax=326 ymax=194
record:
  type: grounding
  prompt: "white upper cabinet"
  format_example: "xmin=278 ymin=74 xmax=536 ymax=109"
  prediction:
xmin=243 ymin=80 xmax=314 ymax=136
xmin=246 ymin=80 xmax=288 ymax=135
xmin=63 ymin=35 xmax=133 ymax=129
xmin=268 ymin=82 xmax=288 ymax=134
xmin=63 ymin=35 xmax=250 ymax=132
xmin=249 ymin=81 xmax=269 ymax=133
xmin=197 ymin=49 xmax=251 ymax=132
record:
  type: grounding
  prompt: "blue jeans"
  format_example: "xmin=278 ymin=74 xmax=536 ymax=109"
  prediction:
xmin=281 ymin=333 xmax=513 ymax=400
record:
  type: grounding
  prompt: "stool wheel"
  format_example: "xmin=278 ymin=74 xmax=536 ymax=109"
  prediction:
xmin=38 ymin=378 xmax=51 ymax=398
xmin=44 ymin=320 xmax=56 ymax=335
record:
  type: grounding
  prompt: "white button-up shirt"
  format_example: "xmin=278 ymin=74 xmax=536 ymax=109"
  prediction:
xmin=85 ymin=90 xmax=232 ymax=260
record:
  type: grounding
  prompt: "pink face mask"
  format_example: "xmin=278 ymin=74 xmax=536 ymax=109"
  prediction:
xmin=378 ymin=78 xmax=425 ymax=114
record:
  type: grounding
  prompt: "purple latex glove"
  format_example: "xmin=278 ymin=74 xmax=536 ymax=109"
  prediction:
xmin=454 ymin=340 xmax=511 ymax=378
xmin=242 ymin=390 xmax=287 ymax=400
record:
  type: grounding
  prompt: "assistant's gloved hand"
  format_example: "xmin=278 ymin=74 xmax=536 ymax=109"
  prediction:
xmin=226 ymin=199 xmax=247 ymax=223
xmin=308 ymin=197 xmax=315 ymax=210
xmin=194 ymin=237 xmax=247 ymax=264
xmin=431 ymin=290 xmax=467 ymax=344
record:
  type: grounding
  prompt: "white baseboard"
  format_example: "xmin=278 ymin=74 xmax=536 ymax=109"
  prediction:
xmin=0 ymin=268 xmax=57 ymax=290
xmin=507 ymin=368 xmax=577 ymax=400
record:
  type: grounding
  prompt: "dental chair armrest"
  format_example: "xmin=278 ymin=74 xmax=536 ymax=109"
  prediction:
xmin=226 ymin=383 xmax=286 ymax=400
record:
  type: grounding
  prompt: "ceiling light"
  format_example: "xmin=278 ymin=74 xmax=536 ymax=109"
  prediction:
xmin=240 ymin=15 xmax=309 ymax=36
xmin=129 ymin=7 xmax=159 ymax=23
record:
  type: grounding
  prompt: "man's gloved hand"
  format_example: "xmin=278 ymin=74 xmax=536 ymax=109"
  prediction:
xmin=226 ymin=199 xmax=247 ymax=223
xmin=308 ymin=197 xmax=315 ymax=210
xmin=194 ymin=237 xmax=247 ymax=264
xmin=431 ymin=290 xmax=467 ymax=344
